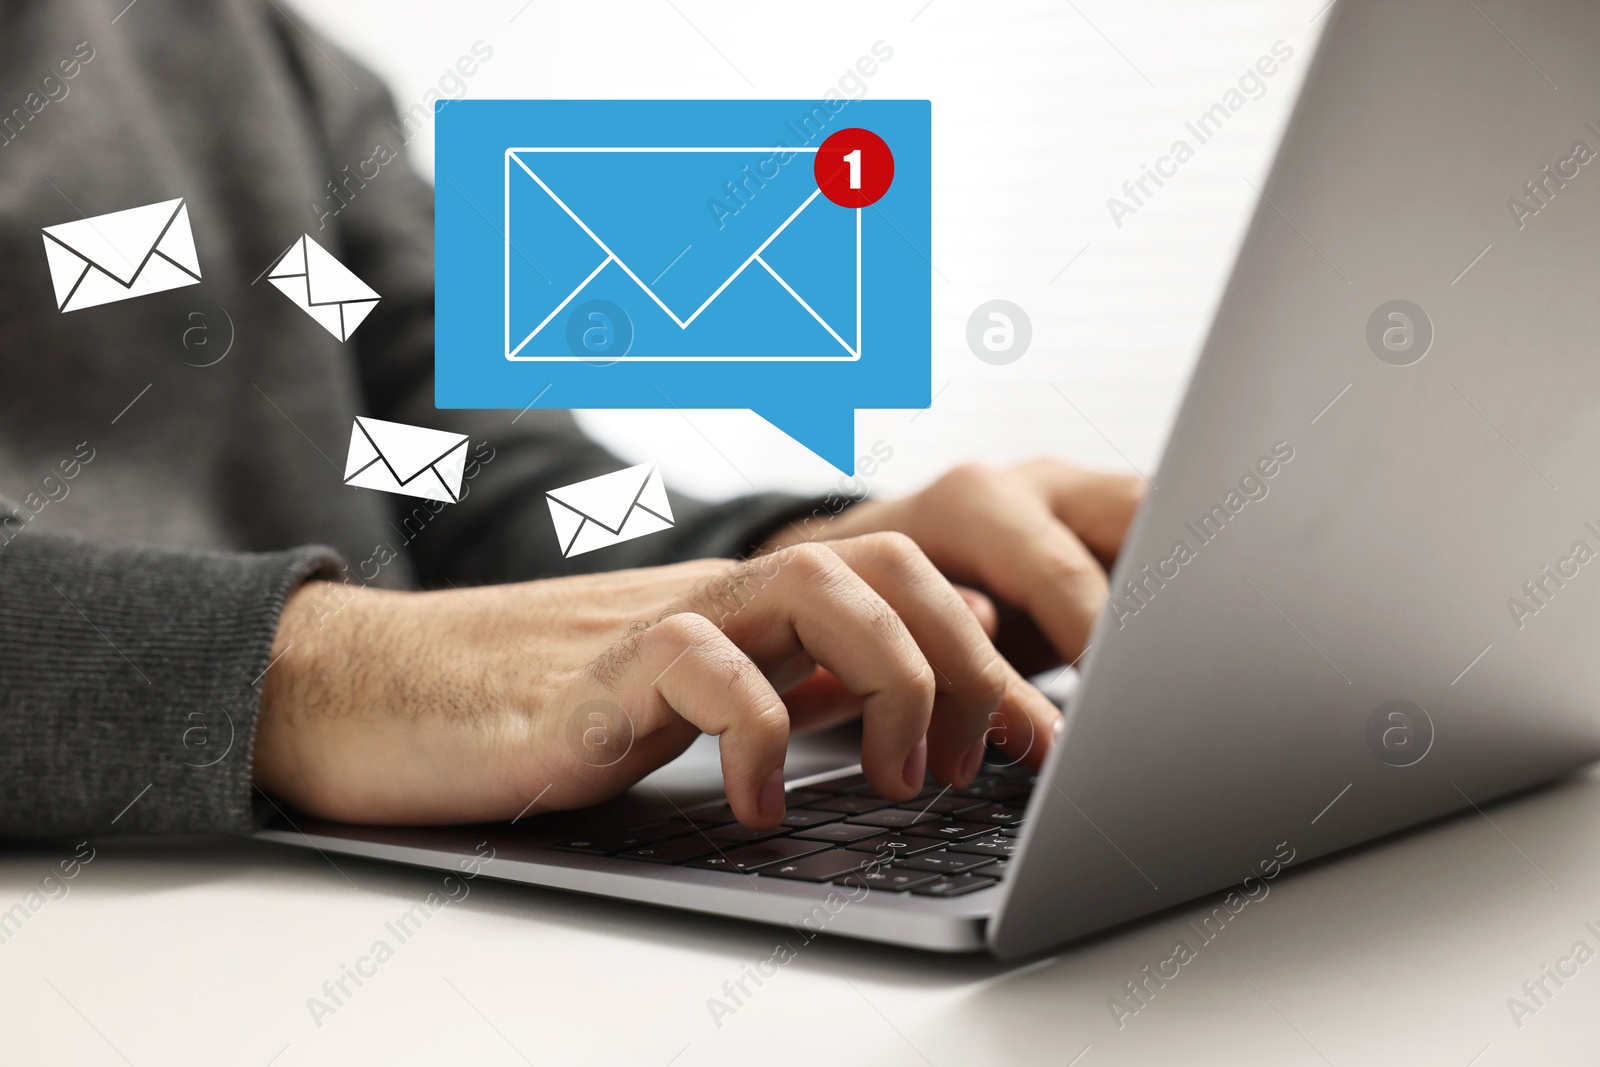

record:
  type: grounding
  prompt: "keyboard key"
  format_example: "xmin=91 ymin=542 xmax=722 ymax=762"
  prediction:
xmin=895 ymin=850 xmax=996 ymax=874
xmin=911 ymin=872 xmax=1000 ymax=898
xmin=971 ymin=806 xmax=1027 ymax=827
xmin=835 ymin=868 xmax=942 ymax=893
xmin=919 ymin=794 xmax=993 ymax=816
xmin=902 ymin=820 xmax=996 ymax=841
xmin=804 ymin=794 xmax=893 ymax=815
xmin=955 ymin=781 xmax=1030 ymax=803
xmin=616 ymin=837 xmax=723 ymax=864
xmin=811 ymin=772 xmax=869 ymax=793
xmin=845 ymin=836 xmax=944 ymax=857
xmin=705 ymin=823 xmax=792 ymax=844
xmin=845 ymin=808 xmax=939 ymax=829
xmin=791 ymin=822 xmax=888 ymax=844
xmin=783 ymin=790 xmax=830 ymax=806
xmin=780 ymin=808 xmax=845 ymax=828
xmin=983 ymin=858 xmax=1012 ymax=879
xmin=620 ymin=818 xmax=697 ymax=838
xmin=945 ymin=835 xmax=1019 ymax=857
xmin=840 ymin=776 xmax=940 ymax=797
xmin=758 ymin=849 xmax=875 ymax=882
xmin=686 ymin=838 xmax=829 ymax=872
xmin=550 ymin=833 xmax=662 ymax=856
xmin=680 ymin=803 xmax=738 ymax=828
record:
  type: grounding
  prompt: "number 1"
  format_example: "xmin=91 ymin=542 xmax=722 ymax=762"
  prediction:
xmin=843 ymin=148 xmax=862 ymax=189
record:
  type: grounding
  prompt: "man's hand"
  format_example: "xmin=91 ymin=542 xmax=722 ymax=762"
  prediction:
xmin=773 ymin=460 xmax=1145 ymax=673
xmin=253 ymin=535 xmax=1062 ymax=829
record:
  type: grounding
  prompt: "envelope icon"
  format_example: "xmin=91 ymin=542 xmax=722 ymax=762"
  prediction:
xmin=267 ymin=234 xmax=380 ymax=341
xmin=343 ymin=417 xmax=468 ymax=504
xmin=41 ymin=197 xmax=202 ymax=312
xmin=546 ymin=463 xmax=675 ymax=557
xmin=504 ymin=144 xmax=862 ymax=362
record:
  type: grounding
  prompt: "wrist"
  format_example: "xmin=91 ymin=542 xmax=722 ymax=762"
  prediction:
xmin=252 ymin=578 xmax=346 ymax=805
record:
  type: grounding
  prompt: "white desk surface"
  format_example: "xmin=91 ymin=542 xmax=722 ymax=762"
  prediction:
xmin=4 ymin=755 xmax=1599 ymax=1065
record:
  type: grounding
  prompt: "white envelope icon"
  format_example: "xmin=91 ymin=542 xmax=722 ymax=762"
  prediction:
xmin=343 ymin=417 xmax=468 ymax=504
xmin=546 ymin=463 xmax=675 ymax=558
xmin=267 ymin=234 xmax=380 ymax=341
xmin=41 ymin=197 xmax=202 ymax=312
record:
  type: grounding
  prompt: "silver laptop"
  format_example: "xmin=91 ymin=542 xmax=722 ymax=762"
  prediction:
xmin=260 ymin=0 xmax=1600 ymax=957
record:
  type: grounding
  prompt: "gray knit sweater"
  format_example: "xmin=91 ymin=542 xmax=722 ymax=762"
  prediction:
xmin=0 ymin=0 xmax=808 ymax=839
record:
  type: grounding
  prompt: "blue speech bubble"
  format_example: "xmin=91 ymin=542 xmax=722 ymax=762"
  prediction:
xmin=434 ymin=99 xmax=931 ymax=472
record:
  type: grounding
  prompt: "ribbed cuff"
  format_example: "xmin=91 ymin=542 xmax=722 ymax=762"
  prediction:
xmin=0 ymin=534 xmax=343 ymax=839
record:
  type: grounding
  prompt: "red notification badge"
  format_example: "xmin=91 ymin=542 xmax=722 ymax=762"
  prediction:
xmin=814 ymin=128 xmax=895 ymax=208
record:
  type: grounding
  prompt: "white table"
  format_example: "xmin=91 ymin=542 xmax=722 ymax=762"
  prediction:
xmin=4 ymin=746 xmax=1597 ymax=1065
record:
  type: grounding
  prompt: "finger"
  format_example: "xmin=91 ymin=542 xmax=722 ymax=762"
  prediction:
xmin=831 ymin=533 xmax=1055 ymax=787
xmin=779 ymin=665 xmax=865 ymax=735
xmin=1018 ymin=461 xmax=1146 ymax=563
xmin=947 ymin=505 xmax=1109 ymax=665
xmin=906 ymin=465 xmax=1111 ymax=665
xmin=997 ymin=519 xmax=1108 ymax=667
xmin=764 ymin=649 xmax=819 ymax=694
xmin=613 ymin=612 xmax=792 ymax=828
xmin=955 ymin=584 xmax=999 ymax=637
xmin=977 ymin=674 xmax=1061 ymax=773
xmin=706 ymin=544 xmax=936 ymax=803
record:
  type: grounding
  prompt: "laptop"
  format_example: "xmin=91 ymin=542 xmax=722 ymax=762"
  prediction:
xmin=260 ymin=0 xmax=1600 ymax=958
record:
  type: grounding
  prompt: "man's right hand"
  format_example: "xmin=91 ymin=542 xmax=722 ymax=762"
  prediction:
xmin=252 ymin=534 xmax=1063 ymax=829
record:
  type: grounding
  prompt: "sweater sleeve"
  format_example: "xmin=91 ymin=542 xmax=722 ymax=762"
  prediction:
xmin=0 ymin=532 xmax=341 ymax=839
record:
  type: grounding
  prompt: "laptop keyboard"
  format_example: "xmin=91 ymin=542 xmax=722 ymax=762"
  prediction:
xmin=541 ymin=761 xmax=1034 ymax=899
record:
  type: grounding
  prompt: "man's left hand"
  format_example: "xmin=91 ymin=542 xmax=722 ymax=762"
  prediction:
xmin=772 ymin=459 xmax=1145 ymax=673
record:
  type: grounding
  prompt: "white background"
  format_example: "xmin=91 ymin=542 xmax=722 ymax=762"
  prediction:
xmin=291 ymin=0 xmax=1323 ymax=500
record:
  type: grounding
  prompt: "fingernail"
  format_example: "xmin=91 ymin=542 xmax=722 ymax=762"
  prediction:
xmin=901 ymin=737 xmax=928 ymax=791
xmin=960 ymin=740 xmax=985 ymax=784
xmin=759 ymin=768 xmax=786 ymax=821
